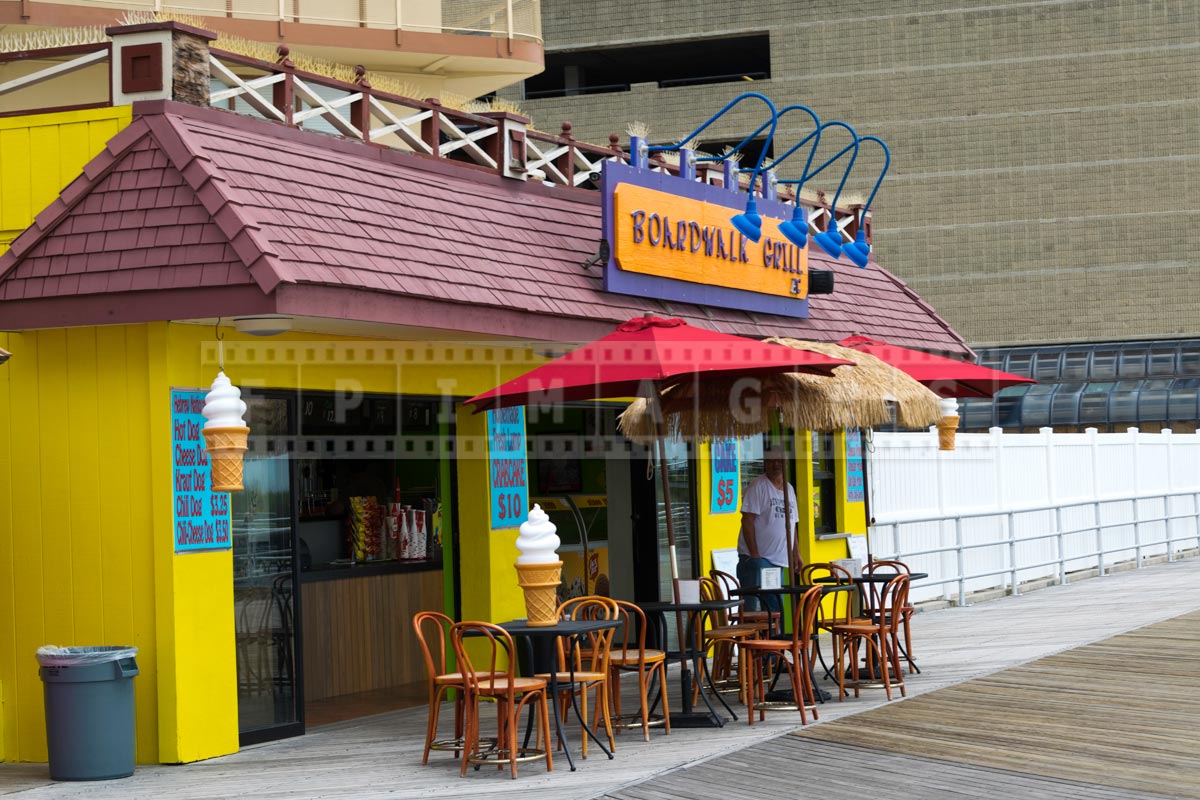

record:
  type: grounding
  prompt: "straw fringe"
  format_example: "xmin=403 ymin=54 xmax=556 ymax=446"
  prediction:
xmin=616 ymin=339 xmax=941 ymax=443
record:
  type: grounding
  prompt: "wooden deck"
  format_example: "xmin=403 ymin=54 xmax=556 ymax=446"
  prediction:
xmin=5 ymin=558 xmax=1200 ymax=799
xmin=608 ymin=610 xmax=1200 ymax=800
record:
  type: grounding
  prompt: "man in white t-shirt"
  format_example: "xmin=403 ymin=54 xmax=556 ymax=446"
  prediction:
xmin=736 ymin=449 xmax=798 ymax=615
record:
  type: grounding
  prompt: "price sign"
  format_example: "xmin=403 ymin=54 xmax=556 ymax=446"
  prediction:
xmin=710 ymin=438 xmax=739 ymax=514
xmin=487 ymin=407 xmax=528 ymax=529
xmin=846 ymin=428 xmax=865 ymax=503
xmin=172 ymin=389 xmax=233 ymax=553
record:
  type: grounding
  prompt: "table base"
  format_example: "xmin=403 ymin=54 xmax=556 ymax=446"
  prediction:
xmin=667 ymin=711 xmax=729 ymax=728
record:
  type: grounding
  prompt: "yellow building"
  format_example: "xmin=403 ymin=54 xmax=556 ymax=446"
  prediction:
xmin=0 ymin=20 xmax=967 ymax=766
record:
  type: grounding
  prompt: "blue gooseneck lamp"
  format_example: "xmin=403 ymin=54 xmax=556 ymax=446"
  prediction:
xmin=840 ymin=135 xmax=891 ymax=268
xmin=646 ymin=92 xmax=779 ymax=242
xmin=805 ymin=123 xmax=862 ymax=260
xmin=734 ymin=104 xmax=825 ymax=250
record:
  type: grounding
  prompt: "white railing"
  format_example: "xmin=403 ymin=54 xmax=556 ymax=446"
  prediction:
xmin=42 ymin=0 xmax=542 ymax=42
xmin=867 ymin=427 xmax=1200 ymax=605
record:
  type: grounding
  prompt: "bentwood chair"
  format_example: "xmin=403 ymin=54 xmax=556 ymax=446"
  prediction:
xmin=737 ymin=586 xmax=823 ymax=726
xmin=536 ymin=596 xmax=618 ymax=758
xmin=799 ymin=563 xmax=855 ymax=681
xmin=450 ymin=621 xmax=553 ymax=779
xmin=864 ymin=559 xmax=918 ymax=673
xmin=696 ymin=577 xmax=766 ymax=703
xmin=607 ymin=600 xmax=670 ymax=741
xmin=413 ymin=611 xmax=469 ymax=764
xmin=710 ymin=569 xmax=771 ymax=628
xmin=833 ymin=575 xmax=909 ymax=701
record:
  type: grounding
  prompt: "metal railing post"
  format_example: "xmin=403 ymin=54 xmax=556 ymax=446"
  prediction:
xmin=955 ymin=517 xmax=966 ymax=607
xmin=1055 ymin=506 xmax=1066 ymax=586
xmin=1133 ymin=497 xmax=1143 ymax=568
xmin=1007 ymin=511 xmax=1018 ymax=596
xmin=1095 ymin=500 xmax=1105 ymax=576
xmin=1194 ymin=490 xmax=1200 ymax=556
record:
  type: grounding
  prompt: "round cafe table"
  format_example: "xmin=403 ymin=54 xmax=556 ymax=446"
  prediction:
xmin=496 ymin=617 xmax=618 ymax=771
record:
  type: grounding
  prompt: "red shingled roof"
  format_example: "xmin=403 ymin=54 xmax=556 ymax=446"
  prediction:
xmin=0 ymin=100 xmax=967 ymax=355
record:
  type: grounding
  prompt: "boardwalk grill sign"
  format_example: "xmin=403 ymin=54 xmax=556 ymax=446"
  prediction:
xmin=601 ymin=161 xmax=810 ymax=318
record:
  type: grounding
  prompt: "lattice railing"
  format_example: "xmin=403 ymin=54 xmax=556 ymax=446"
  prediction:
xmin=0 ymin=44 xmax=111 ymax=115
xmin=207 ymin=48 xmax=870 ymax=241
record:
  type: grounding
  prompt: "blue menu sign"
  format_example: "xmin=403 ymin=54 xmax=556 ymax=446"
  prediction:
xmin=846 ymin=428 xmax=865 ymax=503
xmin=488 ymin=407 xmax=528 ymax=529
xmin=171 ymin=389 xmax=232 ymax=552
xmin=710 ymin=438 xmax=740 ymax=514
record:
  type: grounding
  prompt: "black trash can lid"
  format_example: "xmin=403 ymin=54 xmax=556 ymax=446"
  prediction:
xmin=36 ymin=646 xmax=138 ymax=667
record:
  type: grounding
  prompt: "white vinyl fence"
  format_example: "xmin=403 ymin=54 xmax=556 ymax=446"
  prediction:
xmin=867 ymin=427 xmax=1200 ymax=605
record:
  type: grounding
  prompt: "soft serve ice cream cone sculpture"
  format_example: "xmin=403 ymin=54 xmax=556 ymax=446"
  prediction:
xmin=937 ymin=397 xmax=959 ymax=451
xmin=201 ymin=371 xmax=249 ymax=492
xmin=515 ymin=504 xmax=562 ymax=626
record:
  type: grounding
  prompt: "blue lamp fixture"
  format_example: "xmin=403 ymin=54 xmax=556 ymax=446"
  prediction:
xmin=804 ymin=124 xmax=862 ymax=260
xmin=646 ymin=92 xmax=779 ymax=242
xmin=840 ymin=135 xmax=890 ymax=268
xmin=740 ymin=104 xmax=824 ymax=250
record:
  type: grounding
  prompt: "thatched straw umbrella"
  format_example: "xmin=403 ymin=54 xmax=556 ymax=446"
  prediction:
xmin=617 ymin=338 xmax=942 ymax=571
xmin=617 ymin=338 xmax=942 ymax=443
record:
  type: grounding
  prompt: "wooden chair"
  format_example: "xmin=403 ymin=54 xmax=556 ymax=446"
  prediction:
xmin=710 ymin=568 xmax=770 ymax=628
xmin=833 ymin=575 xmax=909 ymax=701
xmin=607 ymin=600 xmax=670 ymax=741
xmin=696 ymin=577 xmax=765 ymax=704
xmin=737 ymin=586 xmax=823 ymax=726
xmin=412 ymin=611 xmax=470 ymax=764
xmin=450 ymin=621 xmax=552 ymax=779
xmin=799 ymin=562 xmax=855 ymax=681
xmin=865 ymin=559 xmax=918 ymax=673
xmin=535 ymin=595 xmax=618 ymax=758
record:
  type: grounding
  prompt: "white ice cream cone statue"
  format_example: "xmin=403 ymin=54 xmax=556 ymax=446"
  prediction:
xmin=937 ymin=397 xmax=959 ymax=451
xmin=201 ymin=371 xmax=249 ymax=492
xmin=515 ymin=504 xmax=562 ymax=626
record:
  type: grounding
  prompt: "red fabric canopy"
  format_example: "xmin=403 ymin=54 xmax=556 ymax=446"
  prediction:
xmin=837 ymin=335 xmax=1035 ymax=399
xmin=467 ymin=317 xmax=851 ymax=412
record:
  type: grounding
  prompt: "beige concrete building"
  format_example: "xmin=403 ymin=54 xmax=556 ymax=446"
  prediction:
xmin=507 ymin=0 xmax=1200 ymax=430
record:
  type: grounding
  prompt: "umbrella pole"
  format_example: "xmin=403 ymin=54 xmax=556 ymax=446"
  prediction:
xmin=653 ymin=407 xmax=692 ymax=713
xmin=861 ymin=428 xmax=874 ymax=565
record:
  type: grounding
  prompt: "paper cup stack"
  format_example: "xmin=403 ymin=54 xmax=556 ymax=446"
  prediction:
xmin=514 ymin=504 xmax=562 ymax=626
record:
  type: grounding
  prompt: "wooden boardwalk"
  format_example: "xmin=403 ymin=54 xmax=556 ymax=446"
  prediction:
xmin=607 ymin=610 xmax=1200 ymax=800
xmin=4 ymin=558 xmax=1200 ymax=799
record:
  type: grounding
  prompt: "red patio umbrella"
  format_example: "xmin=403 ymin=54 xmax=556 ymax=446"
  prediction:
xmin=470 ymin=317 xmax=849 ymax=412
xmin=836 ymin=335 xmax=1034 ymax=398
xmin=467 ymin=317 xmax=850 ymax=698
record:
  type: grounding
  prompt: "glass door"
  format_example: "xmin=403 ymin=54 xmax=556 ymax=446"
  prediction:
xmin=232 ymin=395 xmax=302 ymax=744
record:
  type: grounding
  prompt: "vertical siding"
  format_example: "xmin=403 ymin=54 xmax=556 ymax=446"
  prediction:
xmin=0 ymin=107 xmax=131 ymax=250
xmin=0 ymin=326 xmax=160 ymax=764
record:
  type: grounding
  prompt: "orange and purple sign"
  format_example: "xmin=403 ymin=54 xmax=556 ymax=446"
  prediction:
xmin=602 ymin=161 xmax=809 ymax=318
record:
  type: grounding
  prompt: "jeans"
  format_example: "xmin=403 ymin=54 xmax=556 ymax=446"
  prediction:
xmin=736 ymin=555 xmax=782 ymax=615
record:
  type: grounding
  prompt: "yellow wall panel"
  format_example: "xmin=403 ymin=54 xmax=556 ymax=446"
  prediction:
xmin=122 ymin=325 xmax=159 ymax=765
xmin=0 ymin=333 xmax=14 ymax=759
xmin=0 ymin=107 xmax=132 ymax=250
xmin=0 ymin=325 xmax=163 ymax=764
xmin=6 ymin=332 xmax=48 ymax=762
xmin=65 ymin=327 xmax=104 ymax=643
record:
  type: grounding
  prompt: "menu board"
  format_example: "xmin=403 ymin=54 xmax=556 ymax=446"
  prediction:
xmin=710 ymin=438 xmax=740 ymax=514
xmin=487 ymin=407 xmax=528 ymax=529
xmin=171 ymin=389 xmax=232 ymax=553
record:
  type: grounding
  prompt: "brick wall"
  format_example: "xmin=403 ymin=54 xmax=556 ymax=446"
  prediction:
xmin=513 ymin=0 xmax=1200 ymax=347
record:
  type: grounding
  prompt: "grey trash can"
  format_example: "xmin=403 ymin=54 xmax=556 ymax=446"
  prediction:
xmin=36 ymin=646 xmax=139 ymax=781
